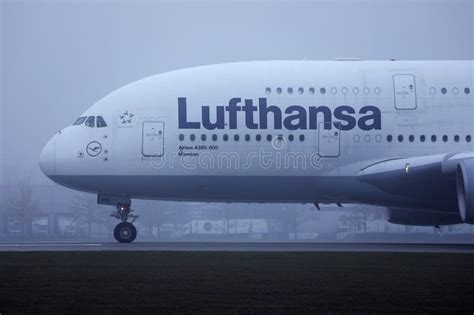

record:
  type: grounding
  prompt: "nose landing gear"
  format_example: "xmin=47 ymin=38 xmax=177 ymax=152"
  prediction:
xmin=111 ymin=203 xmax=138 ymax=243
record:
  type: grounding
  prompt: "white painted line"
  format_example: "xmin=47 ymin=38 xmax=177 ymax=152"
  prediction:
xmin=0 ymin=243 xmax=102 ymax=247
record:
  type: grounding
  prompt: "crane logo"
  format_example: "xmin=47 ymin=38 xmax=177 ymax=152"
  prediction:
xmin=86 ymin=141 xmax=102 ymax=157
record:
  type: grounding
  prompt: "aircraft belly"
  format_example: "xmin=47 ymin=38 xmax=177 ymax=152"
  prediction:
xmin=50 ymin=172 xmax=459 ymax=212
xmin=51 ymin=174 xmax=362 ymax=202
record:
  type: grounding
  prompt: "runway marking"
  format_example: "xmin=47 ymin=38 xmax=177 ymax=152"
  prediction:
xmin=0 ymin=243 xmax=102 ymax=247
xmin=0 ymin=242 xmax=474 ymax=253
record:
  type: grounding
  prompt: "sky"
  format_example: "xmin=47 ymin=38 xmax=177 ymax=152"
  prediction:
xmin=1 ymin=0 xmax=473 ymax=186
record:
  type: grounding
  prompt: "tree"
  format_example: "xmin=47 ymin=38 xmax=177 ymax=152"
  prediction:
xmin=6 ymin=182 xmax=39 ymax=238
xmin=71 ymin=193 xmax=111 ymax=240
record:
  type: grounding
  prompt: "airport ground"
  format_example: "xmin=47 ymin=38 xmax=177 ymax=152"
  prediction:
xmin=1 ymin=243 xmax=474 ymax=313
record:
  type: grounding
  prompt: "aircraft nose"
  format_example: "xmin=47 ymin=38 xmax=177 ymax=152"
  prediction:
xmin=39 ymin=137 xmax=56 ymax=177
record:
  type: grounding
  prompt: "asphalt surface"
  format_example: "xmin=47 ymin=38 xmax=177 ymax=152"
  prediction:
xmin=1 ymin=243 xmax=474 ymax=313
xmin=0 ymin=241 xmax=473 ymax=252
xmin=1 ymin=249 xmax=474 ymax=313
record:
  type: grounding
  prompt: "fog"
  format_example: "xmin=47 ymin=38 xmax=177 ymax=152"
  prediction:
xmin=0 ymin=0 xmax=473 ymax=242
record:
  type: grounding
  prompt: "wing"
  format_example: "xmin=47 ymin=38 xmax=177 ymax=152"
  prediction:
xmin=343 ymin=152 xmax=474 ymax=225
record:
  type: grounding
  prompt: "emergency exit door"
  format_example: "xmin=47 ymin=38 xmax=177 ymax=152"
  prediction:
xmin=318 ymin=122 xmax=340 ymax=158
xmin=142 ymin=121 xmax=164 ymax=157
xmin=393 ymin=74 xmax=417 ymax=110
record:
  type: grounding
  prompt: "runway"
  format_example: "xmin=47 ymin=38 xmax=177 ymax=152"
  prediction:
xmin=1 ymin=244 xmax=474 ymax=313
xmin=0 ymin=241 xmax=473 ymax=252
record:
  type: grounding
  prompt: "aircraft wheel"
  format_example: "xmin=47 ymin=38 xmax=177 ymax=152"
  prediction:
xmin=114 ymin=222 xmax=137 ymax=243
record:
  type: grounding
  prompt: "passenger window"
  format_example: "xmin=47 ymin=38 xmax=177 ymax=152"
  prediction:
xmin=85 ymin=116 xmax=95 ymax=128
xmin=96 ymin=116 xmax=107 ymax=128
xmin=73 ymin=116 xmax=87 ymax=126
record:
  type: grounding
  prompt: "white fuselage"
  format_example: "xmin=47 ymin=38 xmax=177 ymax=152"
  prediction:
xmin=40 ymin=60 xmax=473 ymax=213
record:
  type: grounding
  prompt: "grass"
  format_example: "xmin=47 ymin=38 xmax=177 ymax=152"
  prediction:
xmin=0 ymin=251 xmax=474 ymax=313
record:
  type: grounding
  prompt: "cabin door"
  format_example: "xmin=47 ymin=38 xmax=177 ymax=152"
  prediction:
xmin=393 ymin=74 xmax=417 ymax=110
xmin=142 ymin=121 xmax=165 ymax=157
xmin=318 ymin=122 xmax=340 ymax=158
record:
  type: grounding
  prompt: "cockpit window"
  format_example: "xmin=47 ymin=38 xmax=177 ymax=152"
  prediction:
xmin=73 ymin=116 xmax=87 ymax=126
xmin=96 ymin=116 xmax=107 ymax=128
xmin=85 ymin=116 xmax=95 ymax=128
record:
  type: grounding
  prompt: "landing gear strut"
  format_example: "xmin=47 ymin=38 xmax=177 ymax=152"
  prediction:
xmin=111 ymin=203 xmax=138 ymax=243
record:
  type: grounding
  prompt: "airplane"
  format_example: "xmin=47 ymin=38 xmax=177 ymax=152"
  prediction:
xmin=39 ymin=60 xmax=474 ymax=243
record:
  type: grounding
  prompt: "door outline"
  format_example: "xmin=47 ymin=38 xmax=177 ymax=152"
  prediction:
xmin=318 ymin=122 xmax=341 ymax=158
xmin=393 ymin=74 xmax=417 ymax=110
xmin=142 ymin=121 xmax=165 ymax=157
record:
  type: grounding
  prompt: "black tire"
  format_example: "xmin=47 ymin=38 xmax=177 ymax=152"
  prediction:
xmin=114 ymin=222 xmax=137 ymax=243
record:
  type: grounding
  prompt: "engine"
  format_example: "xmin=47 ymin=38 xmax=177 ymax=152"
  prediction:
xmin=456 ymin=159 xmax=474 ymax=224
xmin=387 ymin=208 xmax=462 ymax=226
